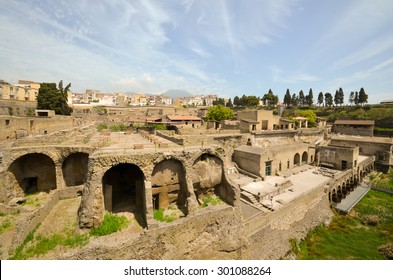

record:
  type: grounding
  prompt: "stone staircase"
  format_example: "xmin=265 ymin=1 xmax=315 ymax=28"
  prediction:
xmin=241 ymin=191 xmax=265 ymax=210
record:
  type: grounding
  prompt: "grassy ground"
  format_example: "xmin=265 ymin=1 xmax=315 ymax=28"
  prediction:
xmin=295 ymin=190 xmax=393 ymax=259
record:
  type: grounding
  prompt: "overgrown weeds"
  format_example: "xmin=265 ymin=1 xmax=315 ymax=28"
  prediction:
xmin=90 ymin=213 xmax=130 ymax=236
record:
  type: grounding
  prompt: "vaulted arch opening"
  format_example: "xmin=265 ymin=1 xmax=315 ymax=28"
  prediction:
xmin=62 ymin=152 xmax=89 ymax=187
xmin=192 ymin=153 xmax=234 ymax=206
xmin=294 ymin=153 xmax=300 ymax=166
xmin=301 ymin=151 xmax=308 ymax=164
xmin=151 ymin=159 xmax=188 ymax=212
xmin=8 ymin=153 xmax=56 ymax=194
xmin=102 ymin=163 xmax=146 ymax=226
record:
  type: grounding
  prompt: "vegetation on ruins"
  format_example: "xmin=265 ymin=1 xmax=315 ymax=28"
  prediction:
xmin=0 ymin=219 xmax=12 ymax=234
xmin=206 ymin=104 xmax=234 ymax=122
xmin=201 ymin=195 xmax=222 ymax=208
xmin=293 ymin=190 xmax=393 ymax=259
xmin=90 ymin=213 xmax=130 ymax=236
xmin=37 ymin=80 xmax=73 ymax=115
xmin=369 ymin=169 xmax=393 ymax=191
xmin=9 ymin=225 xmax=89 ymax=260
xmin=153 ymin=208 xmax=178 ymax=223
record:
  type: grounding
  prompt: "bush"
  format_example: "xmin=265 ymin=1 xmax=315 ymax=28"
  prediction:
xmin=361 ymin=215 xmax=379 ymax=226
xmin=378 ymin=243 xmax=393 ymax=259
xmin=201 ymin=195 xmax=222 ymax=208
xmin=97 ymin=123 xmax=108 ymax=132
xmin=153 ymin=209 xmax=178 ymax=223
xmin=91 ymin=213 xmax=129 ymax=236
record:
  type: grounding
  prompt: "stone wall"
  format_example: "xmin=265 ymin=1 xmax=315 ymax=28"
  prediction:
xmin=0 ymin=99 xmax=36 ymax=116
xmin=244 ymin=185 xmax=333 ymax=259
xmin=58 ymin=206 xmax=249 ymax=260
xmin=0 ymin=115 xmax=75 ymax=141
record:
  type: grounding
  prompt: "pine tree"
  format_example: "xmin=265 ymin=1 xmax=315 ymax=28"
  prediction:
xmin=324 ymin=92 xmax=333 ymax=107
xmin=284 ymin=89 xmax=291 ymax=107
xmin=349 ymin=92 xmax=355 ymax=106
xmin=291 ymin=93 xmax=298 ymax=106
xmin=338 ymin=87 xmax=344 ymax=106
xmin=358 ymin=87 xmax=368 ymax=106
xmin=307 ymin=88 xmax=314 ymax=106
xmin=354 ymin=91 xmax=359 ymax=105
xmin=299 ymin=90 xmax=305 ymax=106
xmin=318 ymin=92 xmax=324 ymax=106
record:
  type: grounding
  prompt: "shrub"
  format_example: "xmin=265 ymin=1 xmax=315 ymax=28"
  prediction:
xmin=97 ymin=123 xmax=108 ymax=132
xmin=378 ymin=243 xmax=393 ymax=260
xmin=90 ymin=213 xmax=129 ymax=236
xmin=201 ymin=195 xmax=222 ymax=208
xmin=153 ymin=209 xmax=178 ymax=223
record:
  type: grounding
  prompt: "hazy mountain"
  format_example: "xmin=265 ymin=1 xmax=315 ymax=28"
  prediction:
xmin=162 ymin=89 xmax=192 ymax=98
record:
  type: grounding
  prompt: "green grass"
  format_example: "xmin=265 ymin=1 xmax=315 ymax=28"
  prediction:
xmin=153 ymin=209 xmax=178 ymax=223
xmin=295 ymin=190 xmax=393 ymax=260
xmin=10 ymin=228 xmax=89 ymax=260
xmin=90 ymin=213 xmax=129 ymax=236
xmin=201 ymin=195 xmax=222 ymax=208
xmin=97 ymin=123 xmax=108 ymax=132
xmin=370 ymin=170 xmax=393 ymax=191
xmin=0 ymin=219 xmax=12 ymax=234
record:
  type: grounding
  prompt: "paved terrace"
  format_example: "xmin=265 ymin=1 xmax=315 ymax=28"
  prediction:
xmin=231 ymin=165 xmax=334 ymax=218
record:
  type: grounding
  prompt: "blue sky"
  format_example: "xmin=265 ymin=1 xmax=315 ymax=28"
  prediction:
xmin=1 ymin=0 xmax=392 ymax=103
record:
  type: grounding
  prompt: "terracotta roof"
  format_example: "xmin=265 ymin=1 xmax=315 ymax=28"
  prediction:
xmin=334 ymin=120 xmax=375 ymax=125
xmin=146 ymin=117 xmax=161 ymax=121
xmin=167 ymin=115 xmax=201 ymax=121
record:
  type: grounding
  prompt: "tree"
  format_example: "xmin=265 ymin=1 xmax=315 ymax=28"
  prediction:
xmin=241 ymin=95 xmax=259 ymax=107
xmin=349 ymin=91 xmax=355 ymax=105
xmin=306 ymin=88 xmax=314 ymax=106
xmin=317 ymin=92 xmax=324 ymax=106
xmin=354 ymin=91 xmax=359 ymax=105
xmin=358 ymin=87 xmax=368 ymax=106
xmin=299 ymin=90 xmax=305 ymax=106
xmin=212 ymin=98 xmax=225 ymax=106
xmin=37 ymin=80 xmax=72 ymax=115
xmin=284 ymin=89 xmax=291 ymax=107
xmin=262 ymin=89 xmax=279 ymax=107
xmin=291 ymin=93 xmax=298 ymax=106
xmin=226 ymin=98 xmax=233 ymax=108
xmin=338 ymin=87 xmax=344 ymax=106
xmin=233 ymin=96 xmax=240 ymax=106
xmin=324 ymin=92 xmax=333 ymax=107
xmin=334 ymin=90 xmax=340 ymax=106
xmin=205 ymin=105 xmax=234 ymax=122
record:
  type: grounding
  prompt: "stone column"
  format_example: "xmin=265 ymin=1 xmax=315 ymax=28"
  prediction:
xmin=55 ymin=162 xmax=66 ymax=189
xmin=144 ymin=180 xmax=154 ymax=221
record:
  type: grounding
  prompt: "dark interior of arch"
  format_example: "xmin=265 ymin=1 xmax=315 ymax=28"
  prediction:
xmin=102 ymin=163 xmax=146 ymax=227
xmin=62 ymin=152 xmax=89 ymax=186
xmin=192 ymin=153 xmax=235 ymax=206
xmin=8 ymin=153 xmax=56 ymax=194
xmin=151 ymin=159 xmax=188 ymax=212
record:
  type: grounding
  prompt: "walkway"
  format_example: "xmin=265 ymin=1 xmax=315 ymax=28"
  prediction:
xmin=334 ymin=183 xmax=370 ymax=214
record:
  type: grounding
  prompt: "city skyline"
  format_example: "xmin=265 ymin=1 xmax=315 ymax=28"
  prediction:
xmin=1 ymin=0 xmax=393 ymax=103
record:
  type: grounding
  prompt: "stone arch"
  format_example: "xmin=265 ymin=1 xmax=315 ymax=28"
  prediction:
xmin=151 ymin=158 xmax=188 ymax=212
xmin=337 ymin=185 xmax=342 ymax=202
xmin=102 ymin=163 xmax=146 ymax=226
xmin=331 ymin=189 xmax=337 ymax=203
xmin=294 ymin=153 xmax=300 ymax=166
xmin=191 ymin=153 xmax=234 ymax=206
xmin=301 ymin=151 xmax=308 ymax=164
xmin=8 ymin=153 xmax=57 ymax=194
xmin=62 ymin=152 xmax=89 ymax=187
